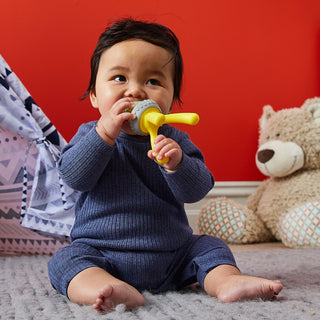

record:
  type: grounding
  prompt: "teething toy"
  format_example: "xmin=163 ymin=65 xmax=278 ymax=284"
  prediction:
xmin=129 ymin=99 xmax=199 ymax=164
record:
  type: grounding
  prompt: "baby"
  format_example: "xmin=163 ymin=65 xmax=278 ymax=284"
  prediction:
xmin=48 ymin=18 xmax=283 ymax=313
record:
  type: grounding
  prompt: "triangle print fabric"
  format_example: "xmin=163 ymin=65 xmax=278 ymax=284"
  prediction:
xmin=0 ymin=54 xmax=77 ymax=237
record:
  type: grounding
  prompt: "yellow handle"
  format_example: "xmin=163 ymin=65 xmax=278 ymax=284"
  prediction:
xmin=163 ymin=113 xmax=199 ymax=126
xmin=139 ymin=108 xmax=199 ymax=164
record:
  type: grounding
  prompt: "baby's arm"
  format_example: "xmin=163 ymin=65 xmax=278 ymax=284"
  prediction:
xmin=163 ymin=152 xmax=214 ymax=203
xmin=58 ymin=123 xmax=115 ymax=191
xmin=155 ymin=128 xmax=214 ymax=203
xmin=59 ymin=98 xmax=135 ymax=191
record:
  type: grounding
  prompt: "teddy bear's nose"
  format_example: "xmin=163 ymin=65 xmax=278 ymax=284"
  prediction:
xmin=257 ymin=149 xmax=275 ymax=164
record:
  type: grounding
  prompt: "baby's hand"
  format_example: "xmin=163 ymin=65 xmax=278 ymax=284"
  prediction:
xmin=96 ymin=98 xmax=135 ymax=145
xmin=148 ymin=135 xmax=182 ymax=171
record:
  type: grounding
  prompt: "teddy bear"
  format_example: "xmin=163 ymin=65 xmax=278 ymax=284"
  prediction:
xmin=198 ymin=97 xmax=320 ymax=248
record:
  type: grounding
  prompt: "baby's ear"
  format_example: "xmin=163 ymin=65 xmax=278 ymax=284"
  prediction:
xmin=89 ymin=89 xmax=98 ymax=109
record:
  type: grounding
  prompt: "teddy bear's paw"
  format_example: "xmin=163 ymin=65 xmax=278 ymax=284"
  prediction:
xmin=280 ymin=201 xmax=320 ymax=248
xmin=197 ymin=197 xmax=272 ymax=244
xmin=198 ymin=197 xmax=245 ymax=243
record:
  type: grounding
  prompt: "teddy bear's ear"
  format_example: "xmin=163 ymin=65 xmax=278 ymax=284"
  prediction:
xmin=259 ymin=105 xmax=275 ymax=130
xmin=302 ymin=98 xmax=320 ymax=125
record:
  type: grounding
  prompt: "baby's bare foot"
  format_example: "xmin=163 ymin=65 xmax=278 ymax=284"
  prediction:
xmin=216 ymin=275 xmax=283 ymax=302
xmin=93 ymin=284 xmax=145 ymax=313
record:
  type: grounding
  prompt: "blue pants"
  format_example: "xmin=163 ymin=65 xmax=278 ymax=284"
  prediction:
xmin=48 ymin=235 xmax=237 ymax=297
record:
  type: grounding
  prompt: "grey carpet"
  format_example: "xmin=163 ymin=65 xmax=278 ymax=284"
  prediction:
xmin=0 ymin=248 xmax=319 ymax=320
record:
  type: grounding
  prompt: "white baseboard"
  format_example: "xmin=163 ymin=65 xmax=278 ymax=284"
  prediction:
xmin=186 ymin=181 xmax=260 ymax=232
xmin=205 ymin=181 xmax=260 ymax=198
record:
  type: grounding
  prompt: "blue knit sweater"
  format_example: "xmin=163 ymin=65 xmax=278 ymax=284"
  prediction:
xmin=58 ymin=122 xmax=214 ymax=252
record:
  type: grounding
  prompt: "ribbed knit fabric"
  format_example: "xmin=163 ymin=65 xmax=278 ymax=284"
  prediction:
xmin=58 ymin=122 xmax=214 ymax=252
xmin=48 ymin=234 xmax=236 ymax=295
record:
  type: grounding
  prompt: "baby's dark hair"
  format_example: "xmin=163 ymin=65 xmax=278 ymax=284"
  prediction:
xmin=82 ymin=18 xmax=183 ymax=104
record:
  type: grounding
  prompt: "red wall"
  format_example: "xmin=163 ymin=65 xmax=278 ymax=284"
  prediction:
xmin=2 ymin=0 xmax=320 ymax=181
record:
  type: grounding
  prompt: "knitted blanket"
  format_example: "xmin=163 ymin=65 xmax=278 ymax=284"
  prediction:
xmin=1 ymin=247 xmax=319 ymax=320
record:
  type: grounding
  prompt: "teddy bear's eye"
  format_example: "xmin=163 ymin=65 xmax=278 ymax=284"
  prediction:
xmin=267 ymin=136 xmax=270 ymax=140
xmin=276 ymin=133 xmax=280 ymax=137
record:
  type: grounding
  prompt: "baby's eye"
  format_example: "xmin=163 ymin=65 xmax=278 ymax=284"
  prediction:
xmin=114 ymin=75 xmax=126 ymax=82
xmin=146 ymin=79 xmax=160 ymax=86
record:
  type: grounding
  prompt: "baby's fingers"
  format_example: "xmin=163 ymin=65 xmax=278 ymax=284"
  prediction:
xmin=147 ymin=150 xmax=156 ymax=160
xmin=155 ymin=141 xmax=176 ymax=160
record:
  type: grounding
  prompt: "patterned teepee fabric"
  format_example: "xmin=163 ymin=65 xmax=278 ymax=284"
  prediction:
xmin=0 ymin=54 xmax=77 ymax=247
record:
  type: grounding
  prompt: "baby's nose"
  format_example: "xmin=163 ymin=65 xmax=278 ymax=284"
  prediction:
xmin=125 ymin=83 xmax=146 ymax=99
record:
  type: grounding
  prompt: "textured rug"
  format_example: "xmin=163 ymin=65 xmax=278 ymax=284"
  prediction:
xmin=0 ymin=248 xmax=319 ymax=320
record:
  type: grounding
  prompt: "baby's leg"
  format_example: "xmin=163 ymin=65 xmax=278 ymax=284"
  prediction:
xmin=67 ymin=267 xmax=145 ymax=312
xmin=204 ymin=265 xmax=283 ymax=302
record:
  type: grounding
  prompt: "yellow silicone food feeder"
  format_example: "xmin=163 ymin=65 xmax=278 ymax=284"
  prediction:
xmin=129 ymin=100 xmax=199 ymax=164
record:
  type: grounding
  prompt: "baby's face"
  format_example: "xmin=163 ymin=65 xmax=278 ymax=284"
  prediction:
xmin=90 ymin=39 xmax=175 ymax=118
